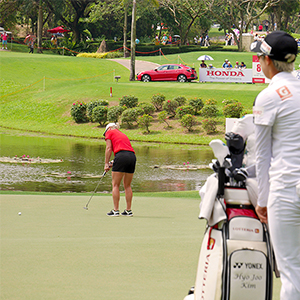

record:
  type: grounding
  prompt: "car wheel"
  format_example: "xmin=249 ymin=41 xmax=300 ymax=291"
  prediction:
xmin=142 ymin=75 xmax=151 ymax=82
xmin=177 ymin=75 xmax=187 ymax=82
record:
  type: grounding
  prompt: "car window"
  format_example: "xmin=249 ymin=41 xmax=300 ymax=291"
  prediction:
xmin=157 ymin=65 xmax=169 ymax=71
xmin=168 ymin=65 xmax=180 ymax=70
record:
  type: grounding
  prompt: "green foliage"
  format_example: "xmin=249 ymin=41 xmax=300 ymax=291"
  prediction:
xmin=201 ymin=104 xmax=218 ymax=118
xmin=163 ymin=99 xmax=179 ymax=117
xmin=92 ymin=106 xmax=108 ymax=126
xmin=173 ymin=96 xmax=187 ymax=106
xmin=151 ymin=94 xmax=166 ymax=111
xmin=222 ymin=99 xmax=244 ymax=118
xmin=138 ymin=114 xmax=153 ymax=133
xmin=158 ymin=111 xmax=170 ymax=127
xmin=205 ymin=98 xmax=217 ymax=105
xmin=175 ymin=105 xmax=194 ymax=119
xmin=87 ymin=100 xmax=109 ymax=120
xmin=189 ymin=97 xmax=204 ymax=115
xmin=119 ymin=95 xmax=138 ymax=108
xmin=71 ymin=101 xmax=88 ymax=123
xmin=202 ymin=118 xmax=217 ymax=134
xmin=138 ymin=102 xmax=155 ymax=115
xmin=107 ymin=106 xmax=124 ymax=123
xmin=121 ymin=107 xmax=144 ymax=128
xmin=181 ymin=114 xmax=197 ymax=132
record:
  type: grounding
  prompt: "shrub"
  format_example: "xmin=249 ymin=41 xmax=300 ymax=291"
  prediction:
xmin=189 ymin=97 xmax=204 ymax=115
xmin=202 ymin=118 xmax=217 ymax=134
xmin=201 ymin=104 xmax=218 ymax=118
xmin=121 ymin=107 xmax=143 ymax=128
xmin=87 ymin=100 xmax=109 ymax=120
xmin=158 ymin=110 xmax=170 ymax=127
xmin=76 ymin=52 xmax=108 ymax=59
xmin=138 ymin=102 xmax=155 ymax=115
xmin=205 ymin=98 xmax=217 ymax=105
xmin=71 ymin=101 xmax=88 ymax=123
xmin=223 ymin=101 xmax=243 ymax=118
xmin=138 ymin=114 xmax=153 ymax=133
xmin=92 ymin=106 xmax=108 ymax=126
xmin=175 ymin=105 xmax=194 ymax=119
xmin=173 ymin=96 xmax=187 ymax=106
xmin=151 ymin=93 xmax=166 ymax=111
xmin=163 ymin=99 xmax=179 ymax=117
xmin=180 ymin=114 xmax=197 ymax=132
xmin=107 ymin=106 xmax=124 ymax=123
xmin=119 ymin=95 xmax=138 ymax=108
xmin=106 ymin=51 xmax=123 ymax=58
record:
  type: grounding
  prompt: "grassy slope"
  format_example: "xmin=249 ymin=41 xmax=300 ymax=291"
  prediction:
xmin=0 ymin=194 xmax=281 ymax=300
xmin=1 ymin=51 xmax=299 ymax=144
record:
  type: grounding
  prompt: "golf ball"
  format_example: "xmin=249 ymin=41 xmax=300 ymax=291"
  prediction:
xmin=18 ymin=212 xmax=21 ymax=216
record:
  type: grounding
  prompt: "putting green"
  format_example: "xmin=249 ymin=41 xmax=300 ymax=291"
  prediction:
xmin=0 ymin=194 xmax=281 ymax=299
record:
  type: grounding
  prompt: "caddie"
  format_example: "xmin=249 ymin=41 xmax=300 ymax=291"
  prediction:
xmin=251 ymin=31 xmax=300 ymax=299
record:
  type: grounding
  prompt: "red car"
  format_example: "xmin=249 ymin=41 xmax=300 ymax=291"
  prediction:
xmin=136 ymin=64 xmax=197 ymax=82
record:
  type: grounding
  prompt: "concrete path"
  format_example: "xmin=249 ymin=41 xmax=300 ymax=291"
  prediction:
xmin=109 ymin=58 xmax=160 ymax=74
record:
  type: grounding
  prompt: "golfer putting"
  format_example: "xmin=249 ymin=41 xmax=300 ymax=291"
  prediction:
xmin=103 ymin=123 xmax=136 ymax=217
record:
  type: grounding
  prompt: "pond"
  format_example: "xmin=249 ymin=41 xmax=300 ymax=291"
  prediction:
xmin=0 ymin=132 xmax=214 ymax=193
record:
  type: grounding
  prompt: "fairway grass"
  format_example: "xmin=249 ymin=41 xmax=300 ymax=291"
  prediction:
xmin=0 ymin=51 xmax=269 ymax=145
xmin=1 ymin=194 xmax=281 ymax=300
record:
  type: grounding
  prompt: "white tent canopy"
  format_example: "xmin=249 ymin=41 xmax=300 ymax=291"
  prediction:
xmin=197 ymin=55 xmax=214 ymax=61
xmin=0 ymin=27 xmax=12 ymax=34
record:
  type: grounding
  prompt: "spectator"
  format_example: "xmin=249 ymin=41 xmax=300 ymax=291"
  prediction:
xmin=258 ymin=24 xmax=263 ymax=31
xmin=1 ymin=31 xmax=8 ymax=50
xmin=226 ymin=61 xmax=233 ymax=69
xmin=200 ymin=60 xmax=207 ymax=68
xmin=234 ymin=61 xmax=240 ymax=68
xmin=204 ymin=34 xmax=210 ymax=46
xmin=208 ymin=63 xmax=214 ymax=69
xmin=239 ymin=62 xmax=246 ymax=69
xmin=161 ymin=33 xmax=167 ymax=45
xmin=222 ymin=59 xmax=229 ymax=68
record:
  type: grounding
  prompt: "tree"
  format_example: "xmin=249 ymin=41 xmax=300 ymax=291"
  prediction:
xmin=0 ymin=0 xmax=23 ymax=28
xmin=267 ymin=0 xmax=300 ymax=32
xmin=158 ymin=0 xmax=207 ymax=45
xmin=202 ymin=0 xmax=281 ymax=51
xmin=45 ymin=0 xmax=96 ymax=42
xmin=130 ymin=0 xmax=137 ymax=81
xmin=37 ymin=0 xmax=43 ymax=53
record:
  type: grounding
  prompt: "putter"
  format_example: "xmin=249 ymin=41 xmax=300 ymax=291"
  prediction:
xmin=83 ymin=170 xmax=107 ymax=210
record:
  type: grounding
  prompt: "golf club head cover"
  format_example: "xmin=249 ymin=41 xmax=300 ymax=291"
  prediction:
xmin=225 ymin=132 xmax=245 ymax=172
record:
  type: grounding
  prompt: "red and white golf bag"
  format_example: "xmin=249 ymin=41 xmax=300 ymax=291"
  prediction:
xmin=184 ymin=116 xmax=277 ymax=300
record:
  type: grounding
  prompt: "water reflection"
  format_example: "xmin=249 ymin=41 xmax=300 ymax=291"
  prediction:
xmin=0 ymin=133 xmax=214 ymax=193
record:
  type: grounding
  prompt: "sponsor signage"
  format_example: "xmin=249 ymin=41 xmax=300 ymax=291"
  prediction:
xmin=199 ymin=68 xmax=253 ymax=83
xmin=252 ymin=55 xmax=270 ymax=83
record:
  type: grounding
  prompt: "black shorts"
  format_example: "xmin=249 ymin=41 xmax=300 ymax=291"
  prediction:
xmin=112 ymin=151 xmax=136 ymax=173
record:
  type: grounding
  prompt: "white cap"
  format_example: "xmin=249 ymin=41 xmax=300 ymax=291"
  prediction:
xmin=103 ymin=123 xmax=119 ymax=136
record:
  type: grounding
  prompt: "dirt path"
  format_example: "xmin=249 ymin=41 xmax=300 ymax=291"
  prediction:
xmin=109 ymin=59 xmax=160 ymax=74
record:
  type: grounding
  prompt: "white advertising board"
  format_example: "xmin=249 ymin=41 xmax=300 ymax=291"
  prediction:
xmin=199 ymin=68 xmax=253 ymax=83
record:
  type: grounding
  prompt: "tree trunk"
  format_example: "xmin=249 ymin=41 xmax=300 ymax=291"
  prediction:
xmin=37 ymin=0 xmax=43 ymax=53
xmin=130 ymin=0 xmax=136 ymax=81
xmin=123 ymin=2 xmax=128 ymax=57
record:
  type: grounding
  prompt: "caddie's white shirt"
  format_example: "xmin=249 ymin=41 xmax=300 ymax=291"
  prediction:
xmin=253 ymin=72 xmax=300 ymax=207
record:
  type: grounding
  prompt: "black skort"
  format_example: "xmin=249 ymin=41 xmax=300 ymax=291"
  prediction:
xmin=112 ymin=151 xmax=136 ymax=173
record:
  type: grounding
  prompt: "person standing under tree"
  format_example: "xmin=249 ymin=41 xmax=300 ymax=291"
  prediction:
xmin=251 ymin=31 xmax=300 ymax=299
xmin=104 ymin=123 xmax=136 ymax=217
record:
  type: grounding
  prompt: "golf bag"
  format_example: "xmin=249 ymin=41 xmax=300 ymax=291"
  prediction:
xmin=184 ymin=119 xmax=276 ymax=300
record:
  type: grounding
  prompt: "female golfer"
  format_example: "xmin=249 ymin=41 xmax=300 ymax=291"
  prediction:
xmin=104 ymin=123 xmax=136 ymax=217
